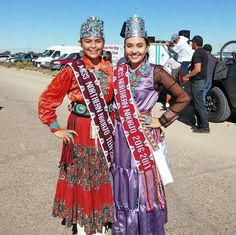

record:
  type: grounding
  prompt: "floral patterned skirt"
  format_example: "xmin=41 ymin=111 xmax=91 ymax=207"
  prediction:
xmin=52 ymin=113 xmax=113 ymax=235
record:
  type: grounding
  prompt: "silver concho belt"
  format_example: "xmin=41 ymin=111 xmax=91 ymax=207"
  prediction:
xmin=71 ymin=102 xmax=113 ymax=117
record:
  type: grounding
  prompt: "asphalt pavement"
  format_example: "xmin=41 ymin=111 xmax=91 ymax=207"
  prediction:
xmin=0 ymin=66 xmax=235 ymax=235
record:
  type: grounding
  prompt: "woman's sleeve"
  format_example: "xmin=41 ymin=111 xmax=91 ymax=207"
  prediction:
xmin=38 ymin=67 xmax=73 ymax=132
xmin=154 ymin=65 xmax=191 ymax=128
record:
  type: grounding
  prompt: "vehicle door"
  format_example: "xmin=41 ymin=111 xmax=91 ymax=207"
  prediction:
xmin=51 ymin=51 xmax=61 ymax=59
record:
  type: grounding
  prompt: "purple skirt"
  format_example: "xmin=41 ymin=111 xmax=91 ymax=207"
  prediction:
xmin=111 ymin=122 xmax=167 ymax=235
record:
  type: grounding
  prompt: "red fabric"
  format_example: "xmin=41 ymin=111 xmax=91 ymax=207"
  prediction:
xmin=38 ymin=55 xmax=113 ymax=126
xmin=54 ymin=181 xmax=113 ymax=216
xmin=38 ymin=56 xmax=114 ymax=234
xmin=52 ymin=113 xmax=114 ymax=233
xmin=60 ymin=112 xmax=99 ymax=164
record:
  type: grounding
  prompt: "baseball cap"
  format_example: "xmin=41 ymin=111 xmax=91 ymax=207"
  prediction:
xmin=190 ymin=35 xmax=203 ymax=45
xmin=170 ymin=34 xmax=179 ymax=43
xmin=203 ymin=44 xmax=212 ymax=52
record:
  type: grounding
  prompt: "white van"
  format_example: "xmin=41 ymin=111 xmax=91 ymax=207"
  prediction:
xmin=34 ymin=45 xmax=81 ymax=67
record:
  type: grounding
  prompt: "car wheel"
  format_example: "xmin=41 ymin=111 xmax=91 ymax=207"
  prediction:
xmin=206 ymin=87 xmax=231 ymax=122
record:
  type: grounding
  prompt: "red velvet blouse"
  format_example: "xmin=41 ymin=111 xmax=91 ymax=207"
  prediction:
xmin=38 ymin=55 xmax=113 ymax=126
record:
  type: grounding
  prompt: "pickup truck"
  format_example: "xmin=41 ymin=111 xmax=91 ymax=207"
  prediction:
xmin=206 ymin=40 xmax=236 ymax=122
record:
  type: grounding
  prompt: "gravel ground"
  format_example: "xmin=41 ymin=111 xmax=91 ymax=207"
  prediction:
xmin=0 ymin=66 xmax=235 ymax=235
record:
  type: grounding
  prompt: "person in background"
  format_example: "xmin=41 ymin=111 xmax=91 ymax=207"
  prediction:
xmin=104 ymin=50 xmax=112 ymax=63
xmin=203 ymin=44 xmax=217 ymax=96
xmin=169 ymin=33 xmax=193 ymax=78
xmin=38 ymin=16 xmax=114 ymax=235
xmin=182 ymin=35 xmax=209 ymax=133
xmin=112 ymin=15 xmax=191 ymax=235
xmin=165 ymin=33 xmax=193 ymax=109
xmin=163 ymin=57 xmax=181 ymax=109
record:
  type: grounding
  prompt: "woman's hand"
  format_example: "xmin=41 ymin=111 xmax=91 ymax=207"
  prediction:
xmin=139 ymin=114 xmax=161 ymax=129
xmin=53 ymin=129 xmax=78 ymax=143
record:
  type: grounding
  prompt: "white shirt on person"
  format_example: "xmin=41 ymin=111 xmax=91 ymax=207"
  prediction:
xmin=172 ymin=36 xmax=193 ymax=62
xmin=164 ymin=58 xmax=181 ymax=74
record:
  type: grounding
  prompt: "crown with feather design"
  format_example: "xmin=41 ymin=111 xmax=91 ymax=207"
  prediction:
xmin=80 ymin=16 xmax=104 ymax=38
xmin=125 ymin=15 xmax=147 ymax=38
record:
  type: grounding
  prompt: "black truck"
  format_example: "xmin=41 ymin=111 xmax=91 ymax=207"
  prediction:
xmin=206 ymin=40 xmax=236 ymax=122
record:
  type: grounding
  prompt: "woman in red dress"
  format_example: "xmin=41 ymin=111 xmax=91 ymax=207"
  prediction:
xmin=38 ymin=16 xmax=113 ymax=235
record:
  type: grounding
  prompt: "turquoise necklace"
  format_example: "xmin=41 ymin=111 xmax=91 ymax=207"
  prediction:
xmin=94 ymin=70 xmax=108 ymax=95
xmin=129 ymin=61 xmax=150 ymax=97
xmin=129 ymin=72 xmax=141 ymax=98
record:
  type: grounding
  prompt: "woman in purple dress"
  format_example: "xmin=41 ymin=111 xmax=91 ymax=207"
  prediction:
xmin=112 ymin=15 xmax=191 ymax=234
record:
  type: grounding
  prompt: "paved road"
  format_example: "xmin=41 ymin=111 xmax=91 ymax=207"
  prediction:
xmin=0 ymin=66 xmax=236 ymax=235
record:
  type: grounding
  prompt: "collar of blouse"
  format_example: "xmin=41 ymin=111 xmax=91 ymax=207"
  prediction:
xmin=128 ymin=59 xmax=152 ymax=77
xmin=82 ymin=54 xmax=112 ymax=76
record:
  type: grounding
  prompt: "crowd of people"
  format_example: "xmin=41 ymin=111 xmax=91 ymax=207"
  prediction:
xmin=38 ymin=14 xmax=214 ymax=235
xmin=167 ymin=31 xmax=217 ymax=133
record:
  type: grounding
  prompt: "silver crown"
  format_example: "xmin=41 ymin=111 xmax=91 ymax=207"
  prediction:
xmin=125 ymin=15 xmax=146 ymax=39
xmin=80 ymin=16 xmax=104 ymax=39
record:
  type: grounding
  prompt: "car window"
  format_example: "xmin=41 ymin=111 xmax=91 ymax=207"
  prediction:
xmin=59 ymin=54 xmax=68 ymax=59
xmin=69 ymin=53 xmax=76 ymax=59
xmin=66 ymin=53 xmax=80 ymax=59
xmin=15 ymin=54 xmax=24 ymax=58
xmin=75 ymin=53 xmax=81 ymax=59
xmin=52 ymin=51 xmax=60 ymax=58
xmin=42 ymin=50 xmax=54 ymax=57
xmin=65 ymin=53 xmax=74 ymax=59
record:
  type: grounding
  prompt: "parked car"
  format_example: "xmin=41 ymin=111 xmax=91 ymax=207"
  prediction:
xmin=49 ymin=52 xmax=81 ymax=70
xmin=206 ymin=40 xmax=236 ymax=122
xmin=42 ymin=53 xmax=68 ymax=69
xmin=6 ymin=53 xmax=34 ymax=63
xmin=6 ymin=54 xmax=23 ymax=62
xmin=32 ymin=55 xmax=39 ymax=63
xmin=34 ymin=45 xmax=81 ymax=67
xmin=0 ymin=54 xmax=10 ymax=62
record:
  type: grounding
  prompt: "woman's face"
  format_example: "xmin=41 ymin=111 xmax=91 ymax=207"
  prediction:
xmin=125 ymin=37 xmax=149 ymax=69
xmin=81 ymin=38 xmax=104 ymax=60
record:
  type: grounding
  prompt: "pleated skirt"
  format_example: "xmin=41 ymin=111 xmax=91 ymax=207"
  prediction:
xmin=52 ymin=113 xmax=113 ymax=235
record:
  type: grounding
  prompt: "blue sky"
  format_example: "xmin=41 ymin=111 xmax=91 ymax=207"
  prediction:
xmin=0 ymin=0 xmax=236 ymax=53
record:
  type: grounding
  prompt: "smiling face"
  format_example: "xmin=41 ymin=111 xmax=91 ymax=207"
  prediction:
xmin=80 ymin=37 xmax=104 ymax=64
xmin=125 ymin=37 xmax=149 ymax=69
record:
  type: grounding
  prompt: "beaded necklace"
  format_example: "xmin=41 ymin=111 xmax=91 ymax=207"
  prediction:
xmin=94 ymin=70 xmax=108 ymax=95
xmin=128 ymin=60 xmax=151 ymax=97
xmin=82 ymin=55 xmax=110 ymax=96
